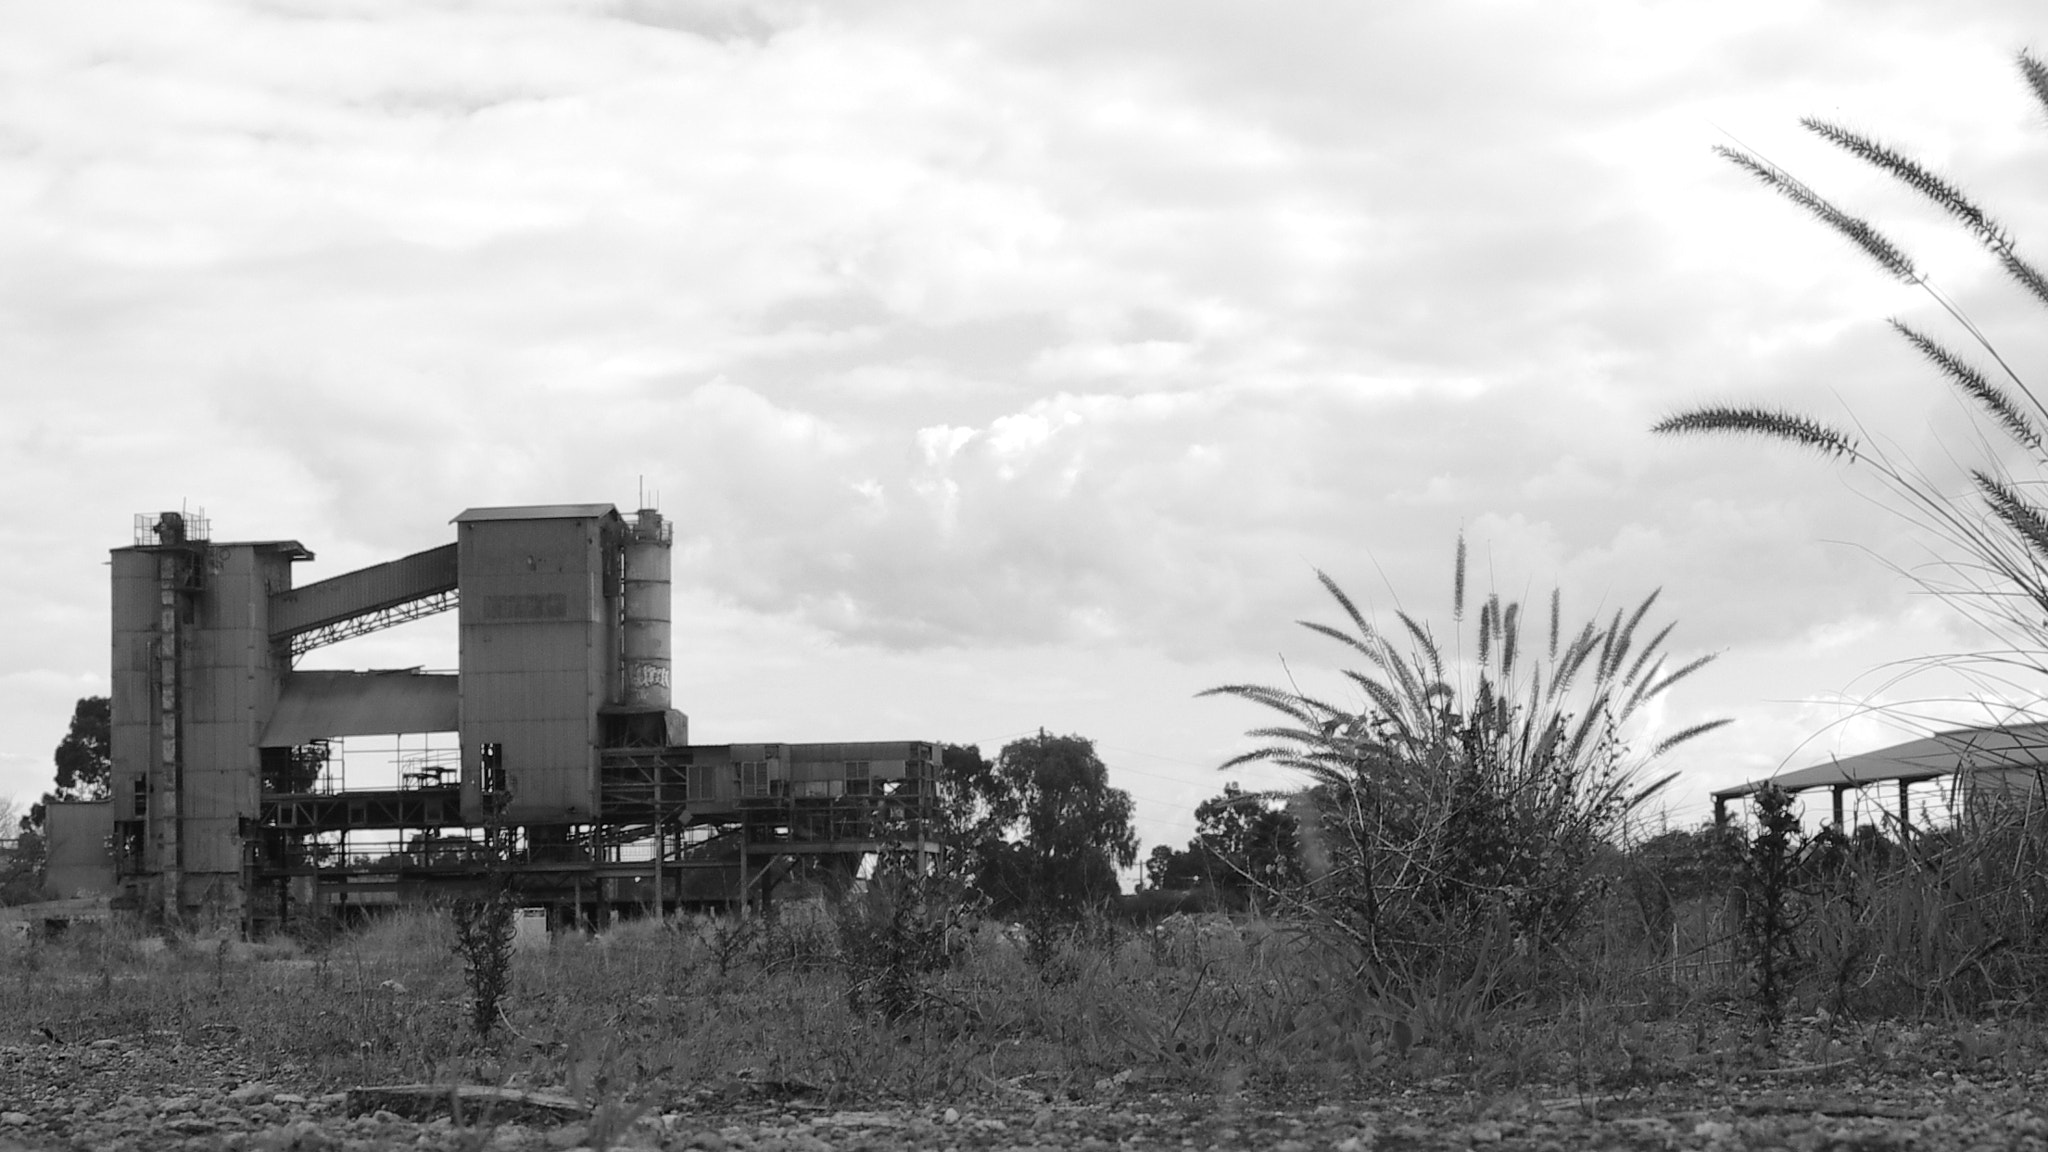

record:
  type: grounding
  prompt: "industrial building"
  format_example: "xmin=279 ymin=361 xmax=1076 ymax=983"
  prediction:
xmin=106 ymin=504 xmax=943 ymax=935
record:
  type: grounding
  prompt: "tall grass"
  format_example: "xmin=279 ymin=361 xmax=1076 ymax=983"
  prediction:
xmin=1791 ymin=796 xmax=2048 ymax=1018
xmin=1 ymin=847 xmax=2043 ymax=1107
xmin=1201 ymin=541 xmax=1727 ymax=1001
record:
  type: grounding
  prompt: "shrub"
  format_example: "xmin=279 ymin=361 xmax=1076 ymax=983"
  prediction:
xmin=1733 ymin=785 xmax=1812 ymax=1036
xmin=835 ymin=857 xmax=985 ymax=1020
xmin=450 ymin=883 xmax=516 ymax=1041
xmin=1204 ymin=538 xmax=1727 ymax=991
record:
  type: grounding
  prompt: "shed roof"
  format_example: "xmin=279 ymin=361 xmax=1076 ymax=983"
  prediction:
xmin=1712 ymin=720 xmax=2048 ymax=802
xmin=453 ymin=504 xmax=616 ymax=523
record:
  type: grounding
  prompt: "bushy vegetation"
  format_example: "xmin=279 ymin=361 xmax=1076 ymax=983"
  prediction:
xmin=1636 ymin=45 xmax=2048 ymax=1052
xmin=1142 ymin=782 xmax=1304 ymax=909
xmin=450 ymin=880 xmax=517 ymax=1040
xmin=1721 ymin=787 xmax=2048 ymax=1026
xmin=1201 ymin=541 xmax=1727 ymax=995
xmin=942 ymin=734 xmax=1138 ymax=922
xmin=5 ymin=820 xmax=2047 ymax=1111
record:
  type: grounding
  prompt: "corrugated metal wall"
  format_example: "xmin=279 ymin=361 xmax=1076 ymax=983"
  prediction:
xmin=109 ymin=541 xmax=300 ymax=925
xmin=458 ymin=511 xmax=618 ymax=823
xmin=44 ymin=802 xmax=115 ymax=898
xmin=180 ymin=547 xmax=294 ymax=902
xmin=789 ymin=741 xmax=931 ymax=782
xmin=108 ymin=550 xmax=157 ymax=861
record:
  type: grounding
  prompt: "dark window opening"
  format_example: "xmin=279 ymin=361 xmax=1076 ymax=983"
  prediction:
xmin=481 ymin=743 xmax=506 ymax=793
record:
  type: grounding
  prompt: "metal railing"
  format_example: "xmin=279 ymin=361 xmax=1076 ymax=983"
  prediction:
xmin=133 ymin=510 xmax=210 ymax=547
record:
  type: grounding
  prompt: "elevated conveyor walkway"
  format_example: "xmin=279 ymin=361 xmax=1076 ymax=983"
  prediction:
xmin=269 ymin=544 xmax=459 ymax=656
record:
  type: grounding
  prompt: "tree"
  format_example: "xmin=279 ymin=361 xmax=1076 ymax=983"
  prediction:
xmin=54 ymin=695 xmax=111 ymax=799
xmin=1144 ymin=782 xmax=1305 ymax=901
xmin=1143 ymin=842 xmax=1201 ymax=891
xmin=22 ymin=696 xmax=112 ymax=838
xmin=1193 ymin=783 xmax=1305 ymax=893
xmin=1 ymin=795 xmax=25 ymax=902
xmin=0 ymin=794 xmax=47 ymax=905
xmin=938 ymin=743 xmax=1005 ymax=845
xmin=1655 ymin=52 xmax=2048 ymax=694
xmin=1204 ymin=538 xmax=1726 ymax=959
xmin=940 ymin=734 xmax=1138 ymax=919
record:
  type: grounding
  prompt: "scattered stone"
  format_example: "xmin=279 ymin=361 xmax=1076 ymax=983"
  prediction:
xmin=346 ymin=1084 xmax=591 ymax=1126
xmin=228 ymin=1082 xmax=275 ymax=1104
xmin=544 ymin=1121 xmax=590 ymax=1149
xmin=817 ymin=1112 xmax=899 ymax=1129
xmin=1693 ymin=1118 xmax=1736 ymax=1142
xmin=486 ymin=1125 xmax=533 ymax=1152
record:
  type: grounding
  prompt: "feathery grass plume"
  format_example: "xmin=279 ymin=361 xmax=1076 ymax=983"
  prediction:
xmin=1891 ymin=321 xmax=2043 ymax=448
xmin=1973 ymin=472 xmax=2048 ymax=565
xmin=1623 ymin=621 xmax=1676 ymax=690
xmin=1547 ymin=587 xmax=1560 ymax=660
xmin=1714 ymin=145 xmax=1920 ymax=284
xmin=1477 ymin=595 xmax=1495 ymax=667
xmin=1500 ymin=600 xmax=1520 ymax=685
xmin=1805 ymin=120 xmax=2008 ymax=250
xmin=1453 ymin=535 xmax=1468 ymax=620
xmin=1995 ymin=250 xmax=2048 ymax=316
xmin=1653 ymin=407 xmax=1860 ymax=459
xmin=1201 ymin=540 xmax=1726 ymax=980
xmin=1668 ymin=52 xmax=2048 ymax=694
xmin=2022 ymin=50 xmax=2048 ymax=117
xmin=1805 ymin=116 xmax=2048 ymax=312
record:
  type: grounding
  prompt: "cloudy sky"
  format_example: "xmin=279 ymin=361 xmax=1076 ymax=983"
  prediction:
xmin=6 ymin=0 xmax=2048 ymax=863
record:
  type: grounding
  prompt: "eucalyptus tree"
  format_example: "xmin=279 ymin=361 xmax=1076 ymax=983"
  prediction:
xmin=942 ymin=735 xmax=1138 ymax=919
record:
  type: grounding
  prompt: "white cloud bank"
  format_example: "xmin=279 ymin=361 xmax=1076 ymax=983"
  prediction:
xmin=5 ymin=0 xmax=2048 ymax=858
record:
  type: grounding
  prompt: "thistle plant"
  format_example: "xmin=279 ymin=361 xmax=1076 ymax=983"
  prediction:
xmin=1655 ymin=50 xmax=2048 ymax=693
xmin=1734 ymin=785 xmax=1812 ymax=1037
xmin=1203 ymin=538 xmax=1727 ymax=972
xmin=452 ymin=805 xmax=517 ymax=1040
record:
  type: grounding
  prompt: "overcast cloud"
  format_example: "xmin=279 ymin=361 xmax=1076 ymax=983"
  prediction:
xmin=6 ymin=0 xmax=2048 ymax=860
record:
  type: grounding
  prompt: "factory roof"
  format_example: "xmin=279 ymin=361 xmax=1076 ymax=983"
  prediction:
xmin=116 ymin=538 xmax=313 ymax=559
xmin=1712 ymin=719 xmax=2048 ymax=802
xmin=453 ymin=504 xmax=617 ymax=523
xmin=245 ymin=540 xmax=316 ymax=559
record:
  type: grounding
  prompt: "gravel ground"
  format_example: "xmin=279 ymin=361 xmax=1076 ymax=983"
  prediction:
xmin=4 ymin=1034 xmax=2047 ymax=1151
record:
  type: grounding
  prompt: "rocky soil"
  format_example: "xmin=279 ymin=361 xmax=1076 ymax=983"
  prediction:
xmin=4 ymin=1031 xmax=2048 ymax=1151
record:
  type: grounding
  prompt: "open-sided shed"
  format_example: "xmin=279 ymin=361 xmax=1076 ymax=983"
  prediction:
xmin=1711 ymin=720 xmax=2048 ymax=838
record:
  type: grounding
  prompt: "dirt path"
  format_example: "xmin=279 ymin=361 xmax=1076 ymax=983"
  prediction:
xmin=4 ymin=1036 xmax=2046 ymax=1151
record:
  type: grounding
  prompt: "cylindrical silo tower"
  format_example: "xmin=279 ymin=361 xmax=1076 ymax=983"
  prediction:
xmin=619 ymin=508 xmax=672 ymax=711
